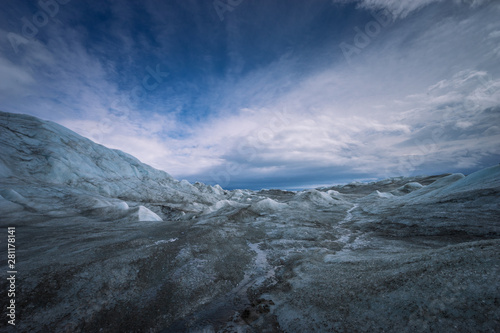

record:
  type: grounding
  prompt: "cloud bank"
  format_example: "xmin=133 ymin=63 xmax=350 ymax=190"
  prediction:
xmin=0 ymin=0 xmax=499 ymax=189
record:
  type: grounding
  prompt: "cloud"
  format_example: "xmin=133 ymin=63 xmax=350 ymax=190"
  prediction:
xmin=0 ymin=0 xmax=498 ymax=189
xmin=488 ymin=30 xmax=500 ymax=38
xmin=172 ymin=2 xmax=500 ymax=187
xmin=359 ymin=0 xmax=443 ymax=18
xmin=331 ymin=0 xmax=495 ymax=20
xmin=330 ymin=0 xmax=444 ymax=19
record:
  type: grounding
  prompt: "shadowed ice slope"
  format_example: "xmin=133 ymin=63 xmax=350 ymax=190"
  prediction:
xmin=0 ymin=111 xmax=226 ymax=222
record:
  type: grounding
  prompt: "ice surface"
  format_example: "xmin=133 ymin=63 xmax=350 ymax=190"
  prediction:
xmin=404 ymin=173 xmax=465 ymax=200
xmin=250 ymin=198 xmax=288 ymax=213
xmin=0 ymin=194 xmax=24 ymax=212
xmin=204 ymin=199 xmax=249 ymax=214
xmin=438 ymin=164 xmax=500 ymax=194
xmin=326 ymin=189 xmax=341 ymax=196
xmin=0 ymin=111 xmax=224 ymax=207
xmin=370 ymin=190 xmax=394 ymax=199
xmin=292 ymin=189 xmax=342 ymax=207
xmin=0 ymin=188 xmax=29 ymax=205
xmin=134 ymin=205 xmax=163 ymax=222
xmin=0 ymin=111 xmax=499 ymax=332
xmin=390 ymin=181 xmax=423 ymax=196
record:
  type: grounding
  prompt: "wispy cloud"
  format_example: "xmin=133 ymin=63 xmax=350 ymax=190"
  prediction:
xmin=333 ymin=0 xmax=493 ymax=19
xmin=0 ymin=0 xmax=498 ymax=189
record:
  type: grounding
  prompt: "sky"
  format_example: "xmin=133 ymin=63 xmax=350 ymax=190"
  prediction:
xmin=0 ymin=0 xmax=499 ymax=190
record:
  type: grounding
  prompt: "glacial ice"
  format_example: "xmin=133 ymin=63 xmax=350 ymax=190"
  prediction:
xmin=390 ymin=181 xmax=423 ymax=195
xmin=250 ymin=198 xmax=287 ymax=213
xmin=0 ymin=193 xmax=24 ymax=212
xmin=134 ymin=205 xmax=163 ymax=222
xmin=0 ymin=110 xmax=499 ymax=332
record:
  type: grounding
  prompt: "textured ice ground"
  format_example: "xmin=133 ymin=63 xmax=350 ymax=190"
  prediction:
xmin=0 ymin=111 xmax=499 ymax=332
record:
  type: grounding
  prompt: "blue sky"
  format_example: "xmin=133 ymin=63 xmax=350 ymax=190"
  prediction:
xmin=0 ymin=0 xmax=499 ymax=190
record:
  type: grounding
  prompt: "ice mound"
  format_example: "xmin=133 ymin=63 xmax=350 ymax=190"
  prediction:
xmin=131 ymin=206 xmax=163 ymax=222
xmin=399 ymin=171 xmax=500 ymax=204
xmin=401 ymin=167 xmax=500 ymax=205
xmin=358 ymin=190 xmax=394 ymax=205
xmin=440 ymin=165 xmax=500 ymax=194
xmin=193 ymin=182 xmax=225 ymax=196
xmin=74 ymin=196 xmax=133 ymax=220
xmin=250 ymin=198 xmax=287 ymax=213
xmin=373 ymin=190 xmax=394 ymax=199
xmin=326 ymin=189 xmax=341 ymax=196
xmin=407 ymin=173 xmax=465 ymax=198
xmin=204 ymin=199 xmax=249 ymax=214
xmin=391 ymin=182 xmax=423 ymax=196
xmin=212 ymin=184 xmax=225 ymax=195
xmin=293 ymin=189 xmax=339 ymax=206
xmin=229 ymin=189 xmax=253 ymax=201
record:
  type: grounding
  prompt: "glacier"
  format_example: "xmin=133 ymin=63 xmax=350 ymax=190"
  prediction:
xmin=0 ymin=110 xmax=499 ymax=332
